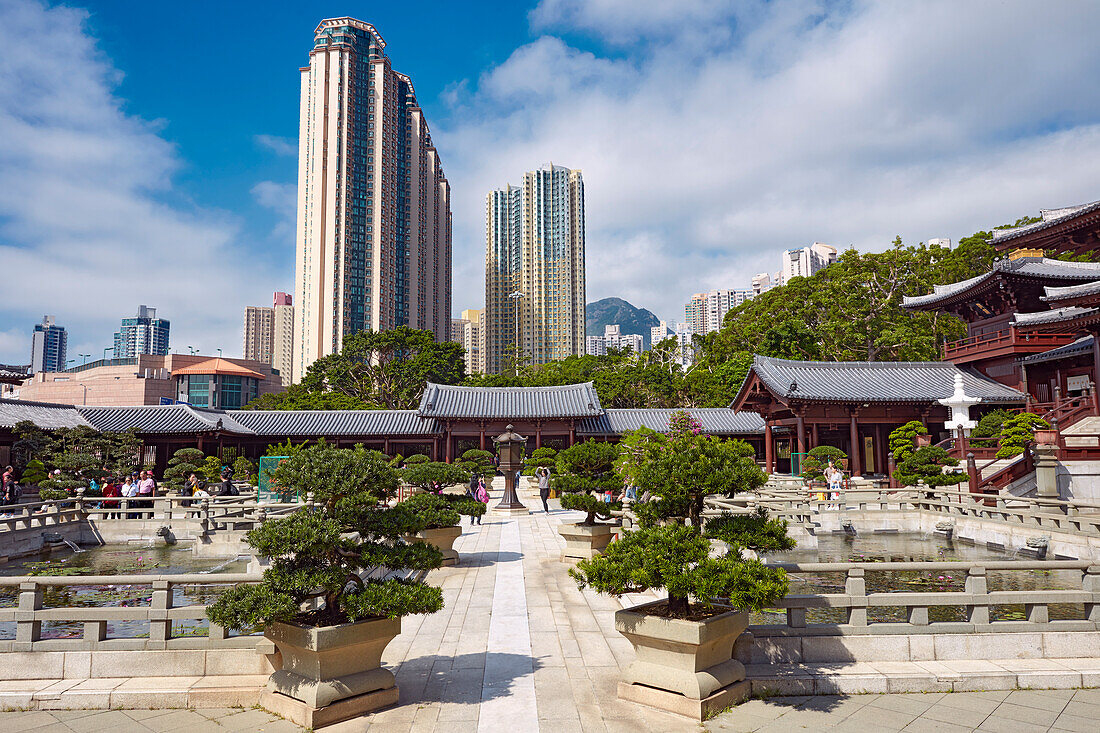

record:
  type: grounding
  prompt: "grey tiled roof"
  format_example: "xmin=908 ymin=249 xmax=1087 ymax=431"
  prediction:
xmin=903 ymin=257 xmax=1100 ymax=309
xmin=1043 ymin=280 xmax=1100 ymax=304
xmin=0 ymin=400 xmax=90 ymax=429
xmin=1018 ymin=336 xmax=1095 ymax=365
xmin=418 ymin=382 xmax=603 ymax=419
xmin=1012 ymin=306 xmax=1100 ymax=327
xmin=78 ymin=405 xmax=254 ymax=435
xmin=741 ymin=356 xmax=1025 ymax=404
xmin=991 ymin=200 xmax=1100 ymax=244
xmin=228 ymin=410 xmax=440 ymax=436
xmin=578 ymin=408 xmax=764 ymax=436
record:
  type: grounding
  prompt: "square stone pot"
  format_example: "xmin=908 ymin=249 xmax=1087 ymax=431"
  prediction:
xmin=614 ymin=599 xmax=750 ymax=720
xmin=262 ymin=616 xmax=400 ymax=727
xmin=405 ymin=525 xmax=462 ymax=566
xmin=559 ymin=522 xmax=615 ymax=561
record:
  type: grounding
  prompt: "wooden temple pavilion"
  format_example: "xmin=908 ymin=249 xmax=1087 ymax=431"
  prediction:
xmin=730 ymin=356 xmax=1024 ymax=476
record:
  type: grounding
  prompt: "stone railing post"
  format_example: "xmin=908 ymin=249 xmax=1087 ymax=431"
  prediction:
xmin=150 ymin=579 xmax=172 ymax=644
xmin=306 ymin=491 xmax=316 ymax=511
xmin=846 ymin=568 xmax=867 ymax=626
xmin=200 ymin=497 xmax=211 ymax=536
xmin=966 ymin=453 xmax=979 ymax=497
xmin=15 ymin=581 xmax=42 ymax=650
xmin=965 ymin=566 xmax=989 ymax=624
xmin=1083 ymin=566 xmax=1100 ymax=622
xmin=786 ymin=606 xmax=806 ymax=629
xmin=1033 ymin=443 xmax=1061 ymax=511
xmin=75 ymin=486 xmax=86 ymax=517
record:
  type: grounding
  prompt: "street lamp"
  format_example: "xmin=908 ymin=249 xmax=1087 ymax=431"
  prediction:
xmin=79 ymin=353 xmax=90 ymax=365
xmin=492 ymin=424 xmax=529 ymax=514
xmin=188 ymin=346 xmax=196 ymax=355
xmin=509 ymin=290 xmax=523 ymax=376
xmin=217 ymin=348 xmax=223 ymax=358
xmin=102 ymin=347 xmax=112 ymax=362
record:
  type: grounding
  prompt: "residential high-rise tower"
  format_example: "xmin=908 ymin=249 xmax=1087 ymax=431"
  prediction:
xmin=450 ymin=308 xmax=486 ymax=375
xmin=31 ymin=315 xmax=67 ymax=373
xmin=294 ymin=17 xmax=452 ymax=383
xmin=485 ymin=164 xmax=586 ymax=374
xmin=243 ymin=292 xmax=295 ymax=386
xmin=684 ymin=289 xmax=752 ymax=335
xmin=114 ymin=306 xmax=169 ymax=358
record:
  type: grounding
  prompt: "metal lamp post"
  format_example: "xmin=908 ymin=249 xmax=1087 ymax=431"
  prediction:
xmin=493 ymin=424 xmax=529 ymax=514
xmin=509 ymin=290 xmax=523 ymax=376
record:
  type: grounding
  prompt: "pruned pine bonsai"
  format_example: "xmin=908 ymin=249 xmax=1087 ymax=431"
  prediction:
xmin=523 ymin=447 xmax=557 ymax=476
xmin=888 ymin=420 xmax=929 ymax=463
xmin=553 ymin=441 xmax=621 ymax=525
xmin=894 ymin=446 xmax=965 ymax=488
xmin=399 ymin=491 xmax=486 ymax=525
xmin=400 ymin=461 xmax=470 ymax=494
xmin=571 ymin=411 xmax=792 ymax=619
xmin=403 ymin=454 xmax=431 ymax=465
xmin=457 ymin=449 xmax=495 ymax=477
xmin=799 ymin=445 xmax=846 ymax=483
xmin=207 ymin=443 xmax=444 ymax=629
xmin=996 ymin=412 xmax=1050 ymax=459
xmin=164 ymin=448 xmax=207 ymax=491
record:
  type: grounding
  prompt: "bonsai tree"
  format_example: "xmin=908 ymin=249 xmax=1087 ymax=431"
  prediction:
xmin=799 ymin=445 xmax=847 ymax=482
xmin=553 ymin=441 xmax=621 ymax=525
xmin=894 ymin=445 xmax=965 ymax=487
xmin=400 ymin=461 xmax=470 ymax=494
xmin=163 ymin=448 xmax=207 ymax=492
xmin=232 ymin=456 xmax=257 ymax=486
xmin=403 ymin=454 xmax=430 ymax=466
xmin=201 ymin=454 xmax=224 ymax=482
xmin=20 ymin=459 xmax=48 ymax=486
xmin=398 ymin=491 xmax=486 ymax=526
xmin=571 ymin=414 xmax=791 ymax=619
xmin=207 ymin=443 xmax=444 ymax=629
xmin=457 ymin=448 xmax=495 ymax=477
xmin=523 ymin=446 xmax=557 ymax=476
xmin=888 ymin=421 xmax=930 ymax=462
xmin=969 ymin=409 xmax=1012 ymax=449
xmin=996 ymin=412 xmax=1050 ymax=458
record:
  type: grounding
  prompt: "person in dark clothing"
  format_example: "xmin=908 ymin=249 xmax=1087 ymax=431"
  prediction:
xmin=467 ymin=474 xmax=482 ymax=525
xmin=536 ymin=467 xmax=551 ymax=513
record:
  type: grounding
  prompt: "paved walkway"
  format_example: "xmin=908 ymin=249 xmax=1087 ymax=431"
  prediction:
xmin=1 ymin=488 xmax=1097 ymax=731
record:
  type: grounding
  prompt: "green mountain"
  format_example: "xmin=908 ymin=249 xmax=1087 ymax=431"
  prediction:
xmin=586 ymin=297 xmax=661 ymax=349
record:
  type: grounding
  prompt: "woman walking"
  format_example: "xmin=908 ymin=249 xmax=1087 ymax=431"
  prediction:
xmin=467 ymin=474 xmax=482 ymax=525
xmin=536 ymin=466 xmax=551 ymax=514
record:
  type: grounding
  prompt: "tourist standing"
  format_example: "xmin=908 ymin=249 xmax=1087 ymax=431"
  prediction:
xmin=467 ymin=474 xmax=482 ymax=525
xmin=825 ymin=460 xmax=843 ymax=508
xmin=1 ymin=465 xmax=13 ymax=508
xmin=122 ymin=475 xmax=139 ymax=518
xmin=138 ymin=470 xmax=156 ymax=518
xmin=102 ymin=478 xmax=121 ymax=519
xmin=536 ymin=466 xmax=551 ymax=514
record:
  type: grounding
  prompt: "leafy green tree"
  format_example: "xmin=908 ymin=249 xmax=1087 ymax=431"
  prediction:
xmin=242 ymin=384 xmax=373 ymax=411
xmin=232 ymin=456 xmax=257 ymax=486
xmin=996 ymin=413 xmax=1050 ymax=459
xmin=800 ymin=446 xmax=847 ymax=482
xmin=300 ymin=326 xmax=465 ymax=409
xmin=207 ymin=443 xmax=444 ymax=629
xmin=200 ymin=455 xmax=224 ymax=482
xmin=888 ymin=421 xmax=930 ymax=462
xmin=970 ymin=409 xmax=1012 ymax=448
xmin=20 ymin=459 xmax=48 ymax=486
xmin=570 ymin=415 xmax=791 ymax=619
xmin=553 ymin=441 xmax=621 ymax=525
xmin=265 ymin=439 xmax=309 ymax=457
xmin=894 ymin=446 xmax=965 ymax=487
xmin=403 ymin=454 xmax=430 ymax=466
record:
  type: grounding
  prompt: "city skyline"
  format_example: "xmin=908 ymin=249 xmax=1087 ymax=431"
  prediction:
xmin=5 ymin=2 xmax=1100 ymax=364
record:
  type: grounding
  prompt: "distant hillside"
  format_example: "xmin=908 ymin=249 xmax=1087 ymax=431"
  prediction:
xmin=586 ymin=297 xmax=661 ymax=349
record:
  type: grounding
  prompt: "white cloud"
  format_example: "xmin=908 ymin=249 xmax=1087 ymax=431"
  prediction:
xmin=0 ymin=0 xmax=277 ymax=363
xmin=252 ymin=180 xmax=297 ymax=240
xmin=437 ymin=0 xmax=1100 ymax=324
xmin=254 ymin=134 xmax=297 ymax=156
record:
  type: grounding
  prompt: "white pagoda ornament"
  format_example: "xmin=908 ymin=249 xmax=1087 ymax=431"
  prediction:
xmin=939 ymin=372 xmax=980 ymax=434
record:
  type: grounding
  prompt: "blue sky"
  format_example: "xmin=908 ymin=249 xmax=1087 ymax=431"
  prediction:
xmin=3 ymin=0 xmax=1100 ymax=366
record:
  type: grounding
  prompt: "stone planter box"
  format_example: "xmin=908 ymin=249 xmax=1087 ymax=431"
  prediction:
xmin=1034 ymin=429 xmax=1058 ymax=446
xmin=405 ymin=525 xmax=462 ymax=566
xmin=614 ymin=599 xmax=750 ymax=720
xmin=260 ymin=616 xmax=401 ymax=728
xmin=559 ymin=522 xmax=615 ymax=562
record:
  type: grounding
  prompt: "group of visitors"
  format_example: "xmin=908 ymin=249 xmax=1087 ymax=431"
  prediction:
xmin=99 ymin=470 xmax=158 ymax=519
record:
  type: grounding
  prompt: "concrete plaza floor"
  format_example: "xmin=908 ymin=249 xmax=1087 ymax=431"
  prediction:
xmin=1 ymin=492 xmax=1098 ymax=731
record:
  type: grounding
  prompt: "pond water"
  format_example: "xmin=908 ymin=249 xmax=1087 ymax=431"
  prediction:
xmin=754 ymin=532 xmax=1085 ymax=625
xmin=0 ymin=543 xmax=249 ymax=640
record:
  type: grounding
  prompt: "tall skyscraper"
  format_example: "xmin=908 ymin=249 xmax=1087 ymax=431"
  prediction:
xmin=243 ymin=293 xmax=295 ymax=386
xmin=485 ymin=164 xmax=586 ymax=374
xmin=31 ymin=315 xmax=67 ymax=373
xmin=684 ymin=289 xmax=752 ymax=335
xmin=450 ymin=308 xmax=486 ymax=375
xmin=114 ymin=306 xmax=169 ymax=358
xmin=294 ymin=17 xmax=452 ymax=383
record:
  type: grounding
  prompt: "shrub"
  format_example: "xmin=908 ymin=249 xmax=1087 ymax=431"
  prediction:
xmin=888 ymin=421 xmax=929 ymax=463
xmin=19 ymin=459 xmax=48 ymax=486
xmin=894 ymin=446 xmax=964 ymax=487
xmin=232 ymin=456 xmax=257 ymax=486
xmin=397 ymin=492 xmax=460 ymax=529
xmin=799 ymin=446 xmax=846 ymax=482
xmin=457 ymin=449 xmax=495 ymax=477
xmin=163 ymin=448 xmax=207 ymax=493
xmin=400 ymin=461 xmax=470 ymax=493
xmin=969 ymin=409 xmax=1012 ymax=449
xmin=996 ymin=412 xmax=1050 ymax=459
xmin=571 ymin=415 xmax=790 ymax=619
xmin=553 ymin=441 xmax=621 ymax=525
xmin=206 ymin=443 xmax=444 ymax=629
xmin=404 ymin=454 xmax=430 ymax=465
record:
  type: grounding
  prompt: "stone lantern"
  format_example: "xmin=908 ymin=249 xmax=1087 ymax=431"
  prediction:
xmin=492 ymin=424 xmax=529 ymax=514
xmin=939 ymin=372 xmax=980 ymax=452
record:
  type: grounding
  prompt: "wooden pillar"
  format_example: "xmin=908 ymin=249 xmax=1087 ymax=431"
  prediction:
xmin=536 ymin=421 xmax=542 ymax=449
xmin=795 ymin=412 xmax=807 ymax=454
xmin=810 ymin=422 xmax=819 ymax=450
xmin=569 ymin=420 xmax=576 ymax=447
xmin=479 ymin=422 xmax=486 ymax=451
xmin=764 ymin=422 xmax=774 ymax=474
xmin=384 ymin=437 xmax=391 ymax=456
xmin=1092 ymin=332 xmax=1100 ymax=412
xmin=849 ymin=408 xmax=862 ymax=477
xmin=874 ymin=424 xmax=887 ymax=476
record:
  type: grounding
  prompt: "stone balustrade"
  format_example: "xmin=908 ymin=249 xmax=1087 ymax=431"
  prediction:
xmin=0 ymin=573 xmax=263 ymax=652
